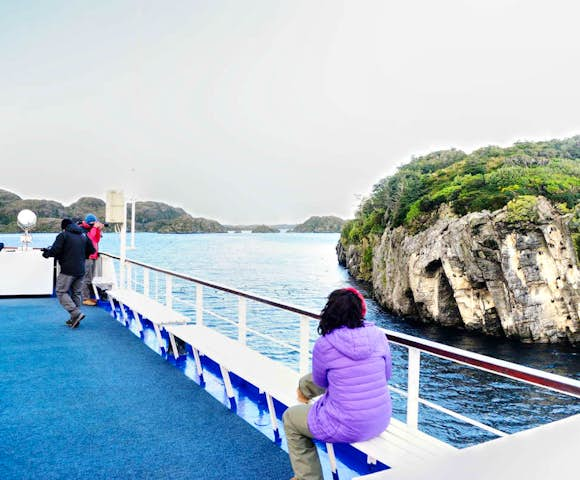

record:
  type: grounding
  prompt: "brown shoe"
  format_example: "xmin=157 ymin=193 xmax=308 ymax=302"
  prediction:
xmin=83 ymin=299 xmax=97 ymax=306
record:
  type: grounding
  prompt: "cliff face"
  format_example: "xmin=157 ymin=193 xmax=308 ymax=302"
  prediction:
xmin=338 ymin=197 xmax=580 ymax=344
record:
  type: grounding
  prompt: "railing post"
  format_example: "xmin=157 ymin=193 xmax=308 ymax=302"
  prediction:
xmin=155 ymin=272 xmax=159 ymax=301
xmin=196 ymin=284 xmax=204 ymax=326
xmin=299 ymin=315 xmax=310 ymax=376
xmin=126 ymin=263 xmax=132 ymax=290
xmin=165 ymin=275 xmax=172 ymax=309
xmin=143 ymin=269 xmax=149 ymax=297
xmin=238 ymin=297 xmax=247 ymax=345
xmin=406 ymin=347 xmax=421 ymax=429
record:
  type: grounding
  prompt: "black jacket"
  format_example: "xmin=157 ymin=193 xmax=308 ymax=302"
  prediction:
xmin=45 ymin=224 xmax=96 ymax=276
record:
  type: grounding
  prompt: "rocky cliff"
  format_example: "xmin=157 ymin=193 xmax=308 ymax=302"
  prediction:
xmin=338 ymin=197 xmax=579 ymax=344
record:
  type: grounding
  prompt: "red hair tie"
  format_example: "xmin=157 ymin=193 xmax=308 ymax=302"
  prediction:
xmin=344 ymin=287 xmax=367 ymax=318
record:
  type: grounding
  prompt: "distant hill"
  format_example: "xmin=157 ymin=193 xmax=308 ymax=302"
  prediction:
xmin=251 ymin=225 xmax=280 ymax=233
xmin=224 ymin=223 xmax=296 ymax=231
xmin=0 ymin=189 xmax=227 ymax=233
xmin=290 ymin=216 xmax=345 ymax=233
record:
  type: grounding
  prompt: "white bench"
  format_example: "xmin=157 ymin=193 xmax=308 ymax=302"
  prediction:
xmin=107 ymin=288 xmax=188 ymax=356
xmin=164 ymin=323 xmax=456 ymax=478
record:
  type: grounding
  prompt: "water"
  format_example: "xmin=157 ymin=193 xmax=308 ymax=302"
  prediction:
xmin=4 ymin=231 xmax=579 ymax=446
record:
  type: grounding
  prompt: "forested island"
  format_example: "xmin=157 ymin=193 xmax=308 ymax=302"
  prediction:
xmin=290 ymin=216 xmax=345 ymax=233
xmin=0 ymin=190 xmax=227 ymax=233
xmin=338 ymin=136 xmax=580 ymax=344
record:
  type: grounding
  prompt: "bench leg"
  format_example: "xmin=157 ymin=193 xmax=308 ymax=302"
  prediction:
xmin=265 ymin=393 xmax=281 ymax=443
xmin=326 ymin=443 xmax=339 ymax=480
xmin=134 ymin=313 xmax=144 ymax=339
xmin=92 ymin=283 xmax=100 ymax=301
xmin=119 ymin=302 xmax=129 ymax=326
xmin=152 ymin=323 xmax=166 ymax=355
xmin=167 ymin=331 xmax=180 ymax=359
xmin=191 ymin=347 xmax=204 ymax=385
xmin=219 ymin=365 xmax=236 ymax=411
xmin=108 ymin=297 xmax=116 ymax=318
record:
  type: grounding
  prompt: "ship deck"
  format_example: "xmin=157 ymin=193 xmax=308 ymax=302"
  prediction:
xmin=0 ymin=297 xmax=293 ymax=479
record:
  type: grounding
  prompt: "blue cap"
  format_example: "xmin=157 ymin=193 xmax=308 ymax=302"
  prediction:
xmin=85 ymin=213 xmax=97 ymax=224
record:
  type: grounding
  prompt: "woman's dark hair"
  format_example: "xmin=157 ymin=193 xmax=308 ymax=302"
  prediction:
xmin=318 ymin=288 xmax=365 ymax=336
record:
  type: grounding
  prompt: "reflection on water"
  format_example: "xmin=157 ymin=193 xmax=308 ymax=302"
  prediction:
xmin=8 ymin=231 xmax=579 ymax=446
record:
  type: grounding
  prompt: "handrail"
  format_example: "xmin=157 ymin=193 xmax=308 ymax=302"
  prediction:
xmin=101 ymin=251 xmax=580 ymax=398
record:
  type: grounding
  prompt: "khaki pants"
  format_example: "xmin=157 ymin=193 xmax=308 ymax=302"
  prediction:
xmin=56 ymin=273 xmax=83 ymax=319
xmin=283 ymin=374 xmax=326 ymax=480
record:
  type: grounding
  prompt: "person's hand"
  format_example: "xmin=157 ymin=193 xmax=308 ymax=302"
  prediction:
xmin=296 ymin=388 xmax=309 ymax=404
xmin=94 ymin=221 xmax=105 ymax=230
xmin=41 ymin=248 xmax=50 ymax=258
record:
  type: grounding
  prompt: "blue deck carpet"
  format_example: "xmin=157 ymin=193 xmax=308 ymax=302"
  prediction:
xmin=0 ymin=298 xmax=293 ymax=480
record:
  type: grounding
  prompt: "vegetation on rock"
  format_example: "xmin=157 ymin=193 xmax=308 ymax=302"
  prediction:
xmin=251 ymin=225 xmax=280 ymax=233
xmin=341 ymin=136 xmax=580 ymax=255
xmin=290 ymin=216 xmax=345 ymax=233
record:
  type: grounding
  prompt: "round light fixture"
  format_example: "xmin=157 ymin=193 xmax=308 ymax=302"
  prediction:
xmin=17 ymin=209 xmax=37 ymax=231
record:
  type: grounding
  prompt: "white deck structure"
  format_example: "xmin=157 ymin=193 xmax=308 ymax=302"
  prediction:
xmin=354 ymin=414 xmax=580 ymax=480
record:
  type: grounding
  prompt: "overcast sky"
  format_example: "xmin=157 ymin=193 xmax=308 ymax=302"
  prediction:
xmin=1 ymin=0 xmax=579 ymax=224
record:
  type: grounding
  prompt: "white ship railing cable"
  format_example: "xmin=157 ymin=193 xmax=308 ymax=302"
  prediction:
xmin=100 ymin=252 xmax=580 ymax=442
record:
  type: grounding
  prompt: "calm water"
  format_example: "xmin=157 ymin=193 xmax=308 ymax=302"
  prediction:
xmin=5 ymin=231 xmax=579 ymax=446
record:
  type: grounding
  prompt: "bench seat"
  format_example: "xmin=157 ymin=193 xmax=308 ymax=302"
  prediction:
xmin=164 ymin=323 xmax=456 ymax=477
xmin=107 ymin=288 xmax=188 ymax=325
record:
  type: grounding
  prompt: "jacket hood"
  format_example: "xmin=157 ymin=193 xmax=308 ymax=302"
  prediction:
xmin=325 ymin=321 xmax=383 ymax=360
xmin=65 ymin=223 xmax=84 ymax=234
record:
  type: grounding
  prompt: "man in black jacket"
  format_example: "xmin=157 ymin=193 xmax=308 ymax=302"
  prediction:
xmin=42 ymin=218 xmax=96 ymax=328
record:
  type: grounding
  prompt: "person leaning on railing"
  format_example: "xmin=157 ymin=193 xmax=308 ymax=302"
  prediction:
xmin=79 ymin=213 xmax=104 ymax=306
xmin=283 ymin=288 xmax=393 ymax=480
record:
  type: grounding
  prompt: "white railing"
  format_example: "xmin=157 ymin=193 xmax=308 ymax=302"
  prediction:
xmin=100 ymin=252 xmax=580 ymax=442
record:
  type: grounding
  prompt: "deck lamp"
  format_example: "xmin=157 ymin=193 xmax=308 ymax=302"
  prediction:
xmin=17 ymin=209 xmax=37 ymax=251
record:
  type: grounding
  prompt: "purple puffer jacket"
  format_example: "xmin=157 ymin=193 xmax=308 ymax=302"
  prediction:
xmin=307 ymin=321 xmax=392 ymax=443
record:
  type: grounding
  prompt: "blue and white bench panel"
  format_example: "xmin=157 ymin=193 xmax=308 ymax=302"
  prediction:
xmin=107 ymin=288 xmax=188 ymax=356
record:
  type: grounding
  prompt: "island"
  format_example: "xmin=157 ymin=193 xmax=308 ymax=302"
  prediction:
xmin=251 ymin=225 xmax=280 ymax=233
xmin=338 ymin=136 xmax=580 ymax=344
xmin=0 ymin=190 xmax=227 ymax=233
xmin=289 ymin=215 xmax=345 ymax=233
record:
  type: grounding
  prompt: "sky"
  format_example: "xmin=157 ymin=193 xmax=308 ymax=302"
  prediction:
xmin=1 ymin=0 xmax=579 ymax=224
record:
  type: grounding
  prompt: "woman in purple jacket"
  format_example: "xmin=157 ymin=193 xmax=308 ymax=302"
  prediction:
xmin=283 ymin=288 xmax=392 ymax=480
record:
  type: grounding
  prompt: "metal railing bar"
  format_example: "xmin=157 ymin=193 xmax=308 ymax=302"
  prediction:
xmin=102 ymin=252 xmax=580 ymax=398
xmin=380 ymin=328 xmax=580 ymax=398
xmin=388 ymin=386 xmax=507 ymax=437
xmin=171 ymin=296 xmax=304 ymax=354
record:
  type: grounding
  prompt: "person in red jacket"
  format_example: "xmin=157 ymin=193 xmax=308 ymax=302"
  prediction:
xmin=80 ymin=213 xmax=104 ymax=306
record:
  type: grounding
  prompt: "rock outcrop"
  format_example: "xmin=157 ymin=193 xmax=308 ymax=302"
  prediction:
xmin=338 ymin=197 xmax=580 ymax=344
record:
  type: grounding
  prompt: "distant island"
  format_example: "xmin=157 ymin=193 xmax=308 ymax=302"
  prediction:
xmin=0 ymin=189 xmax=347 ymax=235
xmin=251 ymin=225 xmax=280 ymax=233
xmin=290 ymin=216 xmax=345 ymax=233
xmin=0 ymin=189 xmax=227 ymax=233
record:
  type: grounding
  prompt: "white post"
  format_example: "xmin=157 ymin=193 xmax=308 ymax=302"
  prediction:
xmin=155 ymin=272 xmax=159 ymax=301
xmin=126 ymin=263 xmax=132 ymax=290
xmin=299 ymin=315 xmax=310 ymax=376
xmin=130 ymin=198 xmax=136 ymax=250
xmin=166 ymin=275 xmax=173 ymax=309
xmin=238 ymin=297 xmax=247 ymax=345
xmin=407 ymin=347 xmax=421 ymax=429
xmin=143 ymin=269 xmax=150 ymax=297
xmin=196 ymin=284 xmax=204 ymax=326
xmin=119 ymin=209 xmax=127 ymax=289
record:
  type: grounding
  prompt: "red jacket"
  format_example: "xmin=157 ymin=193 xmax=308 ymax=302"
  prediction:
xmin=81 ymin=221 xmax=102 ymax=260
